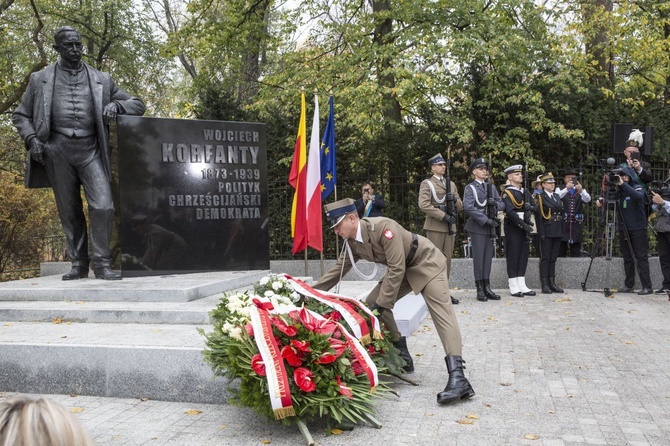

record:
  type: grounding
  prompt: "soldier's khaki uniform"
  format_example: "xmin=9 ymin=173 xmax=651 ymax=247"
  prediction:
xmin=314 ymin=217 xmax=462 ymax=356
xmin=419 ymin=177 xmax=463 ymax=275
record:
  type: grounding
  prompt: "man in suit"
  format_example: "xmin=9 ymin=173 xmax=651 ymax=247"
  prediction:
xmin=313 ymin=198 xmax=475 ymax=405
xmin=12 ymin=26 xmax=145 ymax=281
xmin=419 ymin=153 xmax=463 ymax=304
xmin=463 ymin=158 xmax=505 ymax=301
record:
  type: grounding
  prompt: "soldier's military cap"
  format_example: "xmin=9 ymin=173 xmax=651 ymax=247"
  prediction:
xmin=469 ymin=158 xmax=487 ymax=172
xmin=428 ymin=153 xmax=447 ymax=166
xmin=504 ymin=164 xmax=523 ymax=175
xmin=541 ymin=172 xmax=556 ymax=183
xmin=324 ymin=198 xmax=357 ymax=228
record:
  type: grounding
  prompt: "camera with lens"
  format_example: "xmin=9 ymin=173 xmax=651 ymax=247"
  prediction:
xmin=607 ymin=168 xmax=625 ymax=184
xmin=648 ymin=180 xmax=670 ymax=200
xmin=363 ymin=188 xmax=370 ymax=194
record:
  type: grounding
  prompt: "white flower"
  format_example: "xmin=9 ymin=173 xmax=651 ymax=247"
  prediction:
xmin=290 ymin=291 xmax=300 ymax=302
xmin=264 ymin=290 xmax=274 ymax=297
xmin=272 ymin=281 xmax=283 ymax=291
xmin=229 ymin=326 xmax=243 ymax=340
xmin=259 ymin=276 xmax=270 ymax=286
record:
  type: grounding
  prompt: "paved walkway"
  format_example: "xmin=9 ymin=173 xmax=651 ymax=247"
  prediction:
xmin=2 ymin=287 xmax=670 ymax=446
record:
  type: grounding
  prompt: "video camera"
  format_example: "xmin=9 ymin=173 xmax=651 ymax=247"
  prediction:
xmin=649 ymin=179 xmax=670 ymax=200
xmin=607 ymin=168 xmax=626 ymax=185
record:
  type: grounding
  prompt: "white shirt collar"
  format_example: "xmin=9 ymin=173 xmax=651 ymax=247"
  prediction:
xmin=355 ymin=222 xmax=364 ymax=243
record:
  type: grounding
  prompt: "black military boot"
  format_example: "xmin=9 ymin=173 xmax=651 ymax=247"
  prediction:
xmin=549 ymin=276 xmax=564 ymax=293
xmin=541 ymin=277 xmax=552 ymax=294
xmin=475 ymin=280 xmax=487 ymax=302
xmin=437 ymin=355 xmax=476 ymax=405
xmin=483 ymin=279 xmax=501 ymax=300
xmin=393 ymin=336 xmax=414 ymax=373
xmin=93 ymin=266 xmax=122 ymax=280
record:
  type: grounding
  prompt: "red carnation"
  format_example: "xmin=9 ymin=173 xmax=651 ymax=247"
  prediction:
xmin=281 ymin=344 xmax=304 ymax=367
xmin=328 ymin=311 xmax=343 ymax=322
xmin=251 ymin=354 xmax=266 ymax=376
xmin=351 ymin=360 xmax=365 ymax=375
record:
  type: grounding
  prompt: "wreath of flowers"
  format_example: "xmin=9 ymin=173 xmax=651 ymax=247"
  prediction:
xmin=201 ymin=274 xmax=406 ymax=441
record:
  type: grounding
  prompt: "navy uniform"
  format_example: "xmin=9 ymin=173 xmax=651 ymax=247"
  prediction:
xmin=463 ymin=158 xmax=505 ymax=301
xmin=534 ymin=173 xmax=564 ymax=294
xmin=501 ymin=165 xmax=537 ymax=297
xmin=556 ymin=167 xmax=591 ymax=257
xmin=314 ymin=198 xmax=475 ymax=405
xmin=418 ymin=153 xmax=463 ymax=304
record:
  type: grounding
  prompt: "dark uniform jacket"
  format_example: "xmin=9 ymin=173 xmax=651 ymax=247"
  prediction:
xmin=560 ymin=190 xmax=587 ymax=243
xmin=463 ymin=180 xmax=505 ymax=235
xmin=12 ymin=62 xmax=146 ymax=188
xmin=501 ymin=186 xmax=536 ymax=230
xmin=314 ymin=217 xmax=445 ymax=310
xmin=535 ymin=191 xmax=564 ymax=238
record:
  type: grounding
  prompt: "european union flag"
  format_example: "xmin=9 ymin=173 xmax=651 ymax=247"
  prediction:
xmin=320 ymin=96 xmax=336 ymax=200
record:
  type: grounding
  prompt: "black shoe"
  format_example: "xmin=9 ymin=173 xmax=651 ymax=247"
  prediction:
xmin=93 ymin=267 xmax=122 ymax=280
xmin=393 ymin=336 xmax=414 ymax=373
xmin=522 ymin=290 xmax=536 ymax=296
xmin=437 ymin=355 xmax=475 ymax=405
xmin=511 ymin=292 xmax=524 ymax=298
xmin=62 ymin=267 xmax=89 ymax=281
xmin=548 ymin=277 xmax=564 ymax=293
xmin=637 ymin=288 xmax=653 ymax=295
xmin=656 ymin=288 xmax=669 ymax=295
xmin=619 ymin=286 xmax=633 ymax=293
xmin=451 ymin=296 xmax=459 ymax=305
xmin=483 ymin=279 xmax=501 ymax=300
xmin=475 ymin=280 xmax=488 ymax=302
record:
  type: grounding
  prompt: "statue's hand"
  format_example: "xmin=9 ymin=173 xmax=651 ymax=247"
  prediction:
xmin=29 ymin=138 xmax=44 ymax=164
xmin=103 ymin=102 xmax=119 ymax=125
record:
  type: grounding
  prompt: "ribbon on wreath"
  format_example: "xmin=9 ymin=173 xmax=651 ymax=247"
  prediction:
xmin=249 ymin=298 xmax=295 ymax=420
xmin=284 ymin=276 xmax=382 ymax=344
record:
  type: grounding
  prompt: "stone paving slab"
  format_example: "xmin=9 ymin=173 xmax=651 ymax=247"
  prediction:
xmin=2 ymin=288 xmax=669 ymax=445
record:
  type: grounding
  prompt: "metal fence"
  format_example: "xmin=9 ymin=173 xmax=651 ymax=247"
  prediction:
xmin=268 ymin=161 xmax=670 ymax=260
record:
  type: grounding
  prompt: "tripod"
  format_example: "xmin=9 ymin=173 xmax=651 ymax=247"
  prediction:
xmin=581 ymin=185 xmax=636 ymax=296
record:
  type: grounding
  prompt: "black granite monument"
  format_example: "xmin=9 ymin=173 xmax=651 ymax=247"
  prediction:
xmin=117 ymin=116 xmax=269 ymax=276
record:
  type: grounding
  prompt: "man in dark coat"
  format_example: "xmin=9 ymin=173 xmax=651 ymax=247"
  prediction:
xmin=12 ymin=26 xmax=145 ymax=280
xmin=314 ymin=198 xmax=475 ymax=405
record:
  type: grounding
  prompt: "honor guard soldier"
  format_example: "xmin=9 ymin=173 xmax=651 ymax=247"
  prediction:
xmin=501 ymin=164 xmax=537 ymax=297
xmin=463 ymin=158 xmax=505 ymax=301
xmin=419 ymin=153 xmax=463 ymax=305
xmin=556 ymin=168 xmax=591 ymax=257
xmin=534 ymin=173 xmax=565 ymax=294
xmin=313 ymin=198 xmax=475 ymax=405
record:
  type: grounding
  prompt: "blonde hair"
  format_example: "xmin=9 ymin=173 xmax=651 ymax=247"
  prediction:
xmin=0 ymin=396 xmax=93 ymax=446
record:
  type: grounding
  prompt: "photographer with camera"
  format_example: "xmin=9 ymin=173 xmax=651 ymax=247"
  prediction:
xmin=621 ymin=146 xmax=653 ymax=190
xmin=557 ymin=168 xmax=591 ymax=257
xmin=355 ymin=182 xmax=385 ymax=218
xmin=609 ymin=167 xmax=653 ymax=295
xmin=651 ymin=189 xmax=670 ymax=294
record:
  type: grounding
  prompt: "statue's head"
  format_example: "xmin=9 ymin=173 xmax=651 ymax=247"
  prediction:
xmin=53 ymin=26 xmax=83 ymax=66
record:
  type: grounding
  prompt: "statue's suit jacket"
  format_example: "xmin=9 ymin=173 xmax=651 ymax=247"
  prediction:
xmin=12 ymin=62 xmax=145 ymax=188
xmin=314 ymin=217 xmax=446 ymax=310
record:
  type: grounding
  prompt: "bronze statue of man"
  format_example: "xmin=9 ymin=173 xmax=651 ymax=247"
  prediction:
xmin=12 ymin=26 xmax=146 ymax=280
